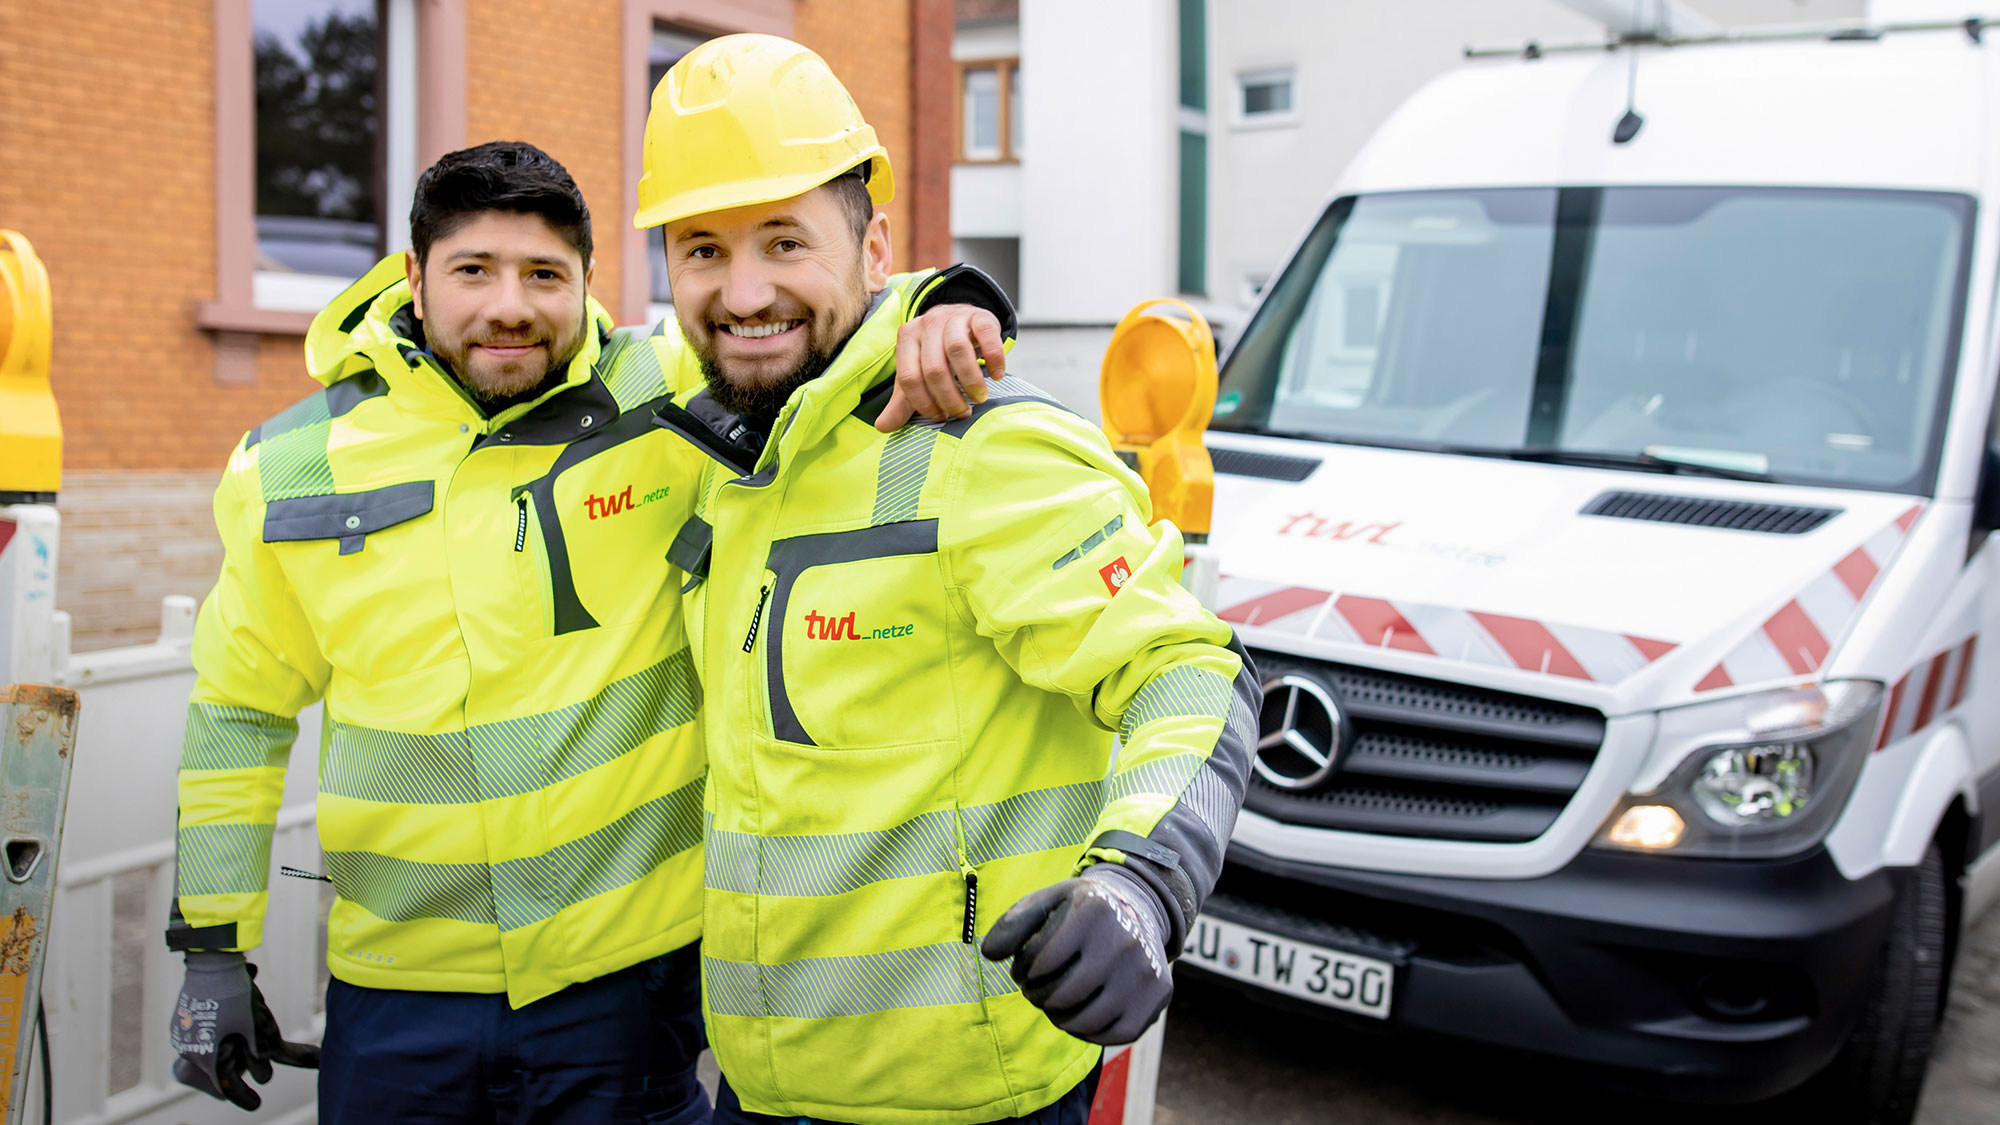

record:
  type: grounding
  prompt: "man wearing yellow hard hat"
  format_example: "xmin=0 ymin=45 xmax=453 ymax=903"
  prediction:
xmin=163 ymin=128 xmax=1014 ymax=1120
xmin=636 ymin=34 xmax=1259 ymax=1125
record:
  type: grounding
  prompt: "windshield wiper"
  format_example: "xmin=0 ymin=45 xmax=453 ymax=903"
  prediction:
xmin=1212 ymin=427 xmax=1775 ymax=481
xmin=1217 ymin=425 xmax=1463 ymax=456
xmin=1447 ymin=445 xmax=1775 ymax=482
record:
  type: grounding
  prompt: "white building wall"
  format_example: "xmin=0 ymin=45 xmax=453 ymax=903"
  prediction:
xmin=1202 ymin=0 xmax=1878 ymax=314
xmin=1018 ymin=0 xmax=1179 ymax=323
xmin=953 ymin=19 xmax=1021 ymax=62
xmin=1205 ymin=0 xmax=1603 ymax=311
xmin=971 ymin=0 xmax=1897 ymax=393
xmin=951 ymin=164 xmax=1024 ymax=238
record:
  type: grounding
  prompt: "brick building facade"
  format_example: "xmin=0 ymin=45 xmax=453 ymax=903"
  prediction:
xmin=0 ymin=0 xmax=951 ymax=649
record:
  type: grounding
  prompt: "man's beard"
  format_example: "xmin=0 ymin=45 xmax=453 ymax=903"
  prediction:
xmin=696 ymin=344 xmax=839 ymax=425
xmin=422 ymin=283 xmax=586 ymax=406
xmin=693 ymin=288 xmax=869 ymax=426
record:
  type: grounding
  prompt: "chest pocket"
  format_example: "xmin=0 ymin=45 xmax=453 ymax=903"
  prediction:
xmin=764 ymin=521 xmax=957 ymax=748
xmin=517 ymin=418 xmax=694 ymax=635
xmin=263 ymin=481 xmax=434 ymax=554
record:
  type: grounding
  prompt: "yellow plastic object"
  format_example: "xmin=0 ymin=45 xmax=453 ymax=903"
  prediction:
xmin=1099 ymin=299 xmax=1216 ymax=541
xmin=0 ymin=230 xmax=60 ymax=504
xmin=633 ymin=34 xmax=895 ymax=230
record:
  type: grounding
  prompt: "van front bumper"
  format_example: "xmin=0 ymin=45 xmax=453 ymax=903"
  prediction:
xmin=1184 ymin=842 xmax=1902 ymax=1103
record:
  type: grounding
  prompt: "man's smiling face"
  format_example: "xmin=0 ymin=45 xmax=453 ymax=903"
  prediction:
xmin=406 ymin=210 xmax=593 ymax=404
xmin=663 ymin=181 xmax=891 ymax=419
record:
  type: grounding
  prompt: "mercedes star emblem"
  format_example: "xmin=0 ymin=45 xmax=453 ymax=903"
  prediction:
xmin=1254 ymin=674 xmax=1351 ymax=791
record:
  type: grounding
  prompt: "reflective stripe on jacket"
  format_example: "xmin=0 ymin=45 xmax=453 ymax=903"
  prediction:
xmin=655 ymin=273 xmax=1258 ymax=1124
xmin=172 ymin=253 xmax=714 ymax=1007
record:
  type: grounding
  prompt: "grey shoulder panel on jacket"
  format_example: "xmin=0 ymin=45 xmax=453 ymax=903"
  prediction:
xmin=918 ymin=376 xmax=1083 ymax=439
xmin=243 ymin=370 xmax=389 ymax=450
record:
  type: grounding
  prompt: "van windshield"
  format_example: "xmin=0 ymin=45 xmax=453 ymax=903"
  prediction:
xmin=1212 ymin=187 xmax=1972 ymax=492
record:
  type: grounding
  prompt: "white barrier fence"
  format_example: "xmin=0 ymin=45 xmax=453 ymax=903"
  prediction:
xmin=44 ymin=610 xmax=326 ymax=1125
xmin=4 ymin=506 xmax=323 ymax=1125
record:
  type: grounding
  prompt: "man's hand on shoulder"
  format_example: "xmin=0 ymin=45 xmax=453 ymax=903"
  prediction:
xmin=877 ymin=305 xmax=1009 ymax=433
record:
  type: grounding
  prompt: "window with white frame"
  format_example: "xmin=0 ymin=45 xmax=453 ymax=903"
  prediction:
xmin=254 ymin=0 xmax=382 ymax=305
xmin=1236 ymin=68 xmax=1296 ymax=125
xmin=252 ymin=0 xmax=414 ymax=311
xmin=957 ymin=59 xmax=1019 ymax=163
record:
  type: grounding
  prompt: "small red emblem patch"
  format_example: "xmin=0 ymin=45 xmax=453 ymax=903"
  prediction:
xmin=1099 ymin=556 xmax=1133 ymax=595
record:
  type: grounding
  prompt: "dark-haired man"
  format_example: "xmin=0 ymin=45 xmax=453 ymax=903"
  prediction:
xmin=639 ymin=36 xmax=1256 ymax=1125
xmin=165 ymin=140 xmax=1013 ymax=1124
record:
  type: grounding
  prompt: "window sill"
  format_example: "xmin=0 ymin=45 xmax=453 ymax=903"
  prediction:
xmin=195 ymin=271 xmax=365 ymax=337
xmin=254 ymin=270 xmax=357 ymax=312
xmin=194 ymin=301 xmax=314 ymax=336
xmin=1230 ymin=112 xmax=1300 ymax=132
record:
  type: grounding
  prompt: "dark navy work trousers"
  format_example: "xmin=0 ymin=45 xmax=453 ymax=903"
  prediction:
xmin=319 ymin=943 xmax=710 ymax=1125
xmin=711 ymin=1064 xmax=1099 ymax=1125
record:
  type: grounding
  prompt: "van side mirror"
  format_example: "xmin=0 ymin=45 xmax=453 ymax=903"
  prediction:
xmin=1975 ymin=446 xmax=2000 ymax=533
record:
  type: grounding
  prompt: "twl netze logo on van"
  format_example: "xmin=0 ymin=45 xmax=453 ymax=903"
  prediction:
xmin=803 ymin=610 xmax=916 ymax=641
xmin=583 ymin=485 xmax=669 ymax=520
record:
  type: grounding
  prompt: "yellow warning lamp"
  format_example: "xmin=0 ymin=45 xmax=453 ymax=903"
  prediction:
xmin=1099 ymin=299 xmax=1217 ymax=542
xmin=0 ymin=231 xmax=60 ymax=504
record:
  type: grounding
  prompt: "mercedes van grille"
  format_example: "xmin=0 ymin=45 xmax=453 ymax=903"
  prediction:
xmin=1208 ymin=447 xmax=1322 ymax=482
xmin=1244 ymin=649 xmax=1605 ymax=843
xmin=1581 ymin=491 xmax=1841 ymax=534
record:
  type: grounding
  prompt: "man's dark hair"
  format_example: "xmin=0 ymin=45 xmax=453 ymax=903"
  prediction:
xmin=410 ymin=141 xmax=592 ymax=267
xmin=825 ymin=165 xmax=874 ymax=245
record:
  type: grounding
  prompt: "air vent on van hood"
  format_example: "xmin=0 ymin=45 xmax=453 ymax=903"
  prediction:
xmin=1581 ymin=491 xmax=1841 ymax=535
xmin=1209 ymin=447 xmax=1321 ymax=481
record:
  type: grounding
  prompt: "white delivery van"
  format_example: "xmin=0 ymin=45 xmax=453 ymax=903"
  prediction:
xmin=1183 ymin=20 xmax=2000 ymax=1121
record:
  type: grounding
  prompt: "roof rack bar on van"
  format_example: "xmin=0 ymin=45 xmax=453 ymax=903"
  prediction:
xmin=1466 ymin=17 xmax=1992 ymax=60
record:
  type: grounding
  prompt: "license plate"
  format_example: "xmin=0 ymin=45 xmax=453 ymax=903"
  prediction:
xmin=1181 ymin=914 xmax=1394 ymax=1019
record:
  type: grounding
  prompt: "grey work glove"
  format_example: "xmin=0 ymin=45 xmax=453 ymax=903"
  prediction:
xmin=980 ymin=862 xmax=1173 ymax=1045
xmin=169 ymin=952 xmax=319 ymax=1110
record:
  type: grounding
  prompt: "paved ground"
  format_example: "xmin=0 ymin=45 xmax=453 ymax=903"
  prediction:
xmin=1153 ymin=902 xmax=2000 ymax=1124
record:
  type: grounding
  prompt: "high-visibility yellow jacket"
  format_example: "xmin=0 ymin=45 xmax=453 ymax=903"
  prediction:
xmin=171 ymin=254 xmax=715 ymax=1007
xmin=654 ymin=274 xmax=1258 ymax=1124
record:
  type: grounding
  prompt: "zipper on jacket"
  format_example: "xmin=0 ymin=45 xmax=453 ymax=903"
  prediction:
xmin=741 ymin=584 xmax=771 ymax=653
xmin=959 ymin=850 xmax=979 ymax=944
xmin=513 ymin=494 xmax=529 ymax=552
xmin=279 ymin=866 xmax=331 ymax=883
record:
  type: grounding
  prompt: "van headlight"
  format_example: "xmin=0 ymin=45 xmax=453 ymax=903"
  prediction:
xmin=1691 ymin=743 xmax=1814 ymax=825
xmin=1594 ymin=680 xmax=1883 ymax=858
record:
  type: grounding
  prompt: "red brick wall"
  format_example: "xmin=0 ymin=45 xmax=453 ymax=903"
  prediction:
xmin=794 ymin=0 xmax=917 ymax=269
xmin=953 ymin=0 xmax=1018 ymax=23
xmin=0 ymin=0 xmax=316 ymax=477
xmin=907 ymin=0 xmax=953 ymax=269
xmin=54 ymin=472 xmax=227 ymax=651
xmin=466 ymin=0 xmax=630 ymax=310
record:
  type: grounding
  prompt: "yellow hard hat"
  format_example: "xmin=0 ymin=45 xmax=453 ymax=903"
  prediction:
xmin=633 ymin=34 xmax=895 ymax=230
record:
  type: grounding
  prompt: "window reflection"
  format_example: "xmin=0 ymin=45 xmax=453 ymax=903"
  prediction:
xmin=253 ymin=0 xmax=381 ymax=280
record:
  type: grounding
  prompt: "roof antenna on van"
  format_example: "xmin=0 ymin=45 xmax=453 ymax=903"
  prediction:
xmin=1612 ymin=0 xmax=1647 ymax=143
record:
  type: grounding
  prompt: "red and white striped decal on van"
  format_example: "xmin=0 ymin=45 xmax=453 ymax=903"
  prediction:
xmin=1215 ymin=576 xmax=1676 ymax=684
xmin=1875 ymin=635 xmax=1979 ymax=750
xmin=1694 ymin=504 xmax=1923 ymax=693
